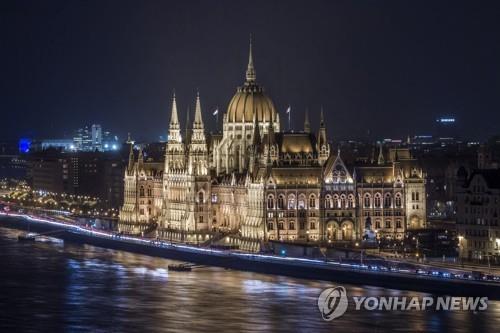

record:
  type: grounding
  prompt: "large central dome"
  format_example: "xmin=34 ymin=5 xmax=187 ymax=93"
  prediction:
xmin=226 ymin=41 xmax=278 ymax=124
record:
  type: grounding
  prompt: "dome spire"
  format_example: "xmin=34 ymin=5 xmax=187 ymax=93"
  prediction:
xmin=246 ymin=34 xmax=256 ymax=82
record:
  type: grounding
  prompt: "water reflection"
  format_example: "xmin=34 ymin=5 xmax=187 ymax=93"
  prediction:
xmin=0 ymin=226 xmax=499 ymax=332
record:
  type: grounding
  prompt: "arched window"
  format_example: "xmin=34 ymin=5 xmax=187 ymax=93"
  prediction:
xmin=348 ymin=194 xmax=355 ymax=208
xmin=415 ymin=192 xmax=420 ymax=201
xmin=396 ymin=220 xmax=402 ymax=228
xmin=139 ymin=186 xmax=145 ymax=197
xmin=309 ymin=195 xmax=316 ymax=209
xmin=289 ymin=221 xmax=295 ymax=230
xmin=147 ymin=187 xmax=152 ymax=197
xmin=411 ymin=192 xmax=415 ymax=201
xmin=375 ymin=220 xmax=381 ymax=229
xmin=198 ymin=192 xmax=204 ymax=203
xmin=278 ymin=195 xmax=285 ymax=209
xmin=364 ymin=194 xmax=371 ymax=208
xmin=267 ymin=195 xmax=275 ymax=209
xmin=374 ymin=193 xmax=381 ymax=208
xmin=395 ymin=194 xmax=402 ymax=208
xmin=340 ymin=195 xmax=346 ymax=209
xmin=298 ymin=194 xmax=306 ymax=209
xmin=288 ymin=194 xmax=296 ymax=209
xmin=385 ymin=220 xmax=391 ymax=228
xmin=333 ymin=194 xmax=340 ymax=209
xmin=384 ymin=194 xmax=392 ymax=208
xmin=325 ymin=195 xmax=332 ymax=209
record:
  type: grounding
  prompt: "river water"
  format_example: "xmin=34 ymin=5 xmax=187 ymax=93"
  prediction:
xmin=0 ymin=224 xmax=498 ymax=332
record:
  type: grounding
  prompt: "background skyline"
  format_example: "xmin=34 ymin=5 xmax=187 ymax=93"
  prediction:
xmin=1 ymin=0 xmax=499 ymax=142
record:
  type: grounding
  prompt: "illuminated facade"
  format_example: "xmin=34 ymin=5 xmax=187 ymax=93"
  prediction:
xmin=119 ymin=42 xmax=426 ymax=251
xmin=456 ymin=169 xmax=500 ymax=260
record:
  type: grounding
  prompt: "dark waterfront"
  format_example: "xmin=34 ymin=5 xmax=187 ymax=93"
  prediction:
xmin=0 ymin=225 xmax=498 ymax=333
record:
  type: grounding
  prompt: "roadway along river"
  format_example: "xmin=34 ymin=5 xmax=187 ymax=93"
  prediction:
xmin=0 ymin=225 xmax=499 ymax=332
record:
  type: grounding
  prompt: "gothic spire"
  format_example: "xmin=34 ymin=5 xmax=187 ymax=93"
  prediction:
xmin=185 ymin=106 xmax=191 ymax=144
xmin=169 ymin=92 xmax=179 ymax=127
xmin=378 ymin=143 xmax=385 ymax=165
xmin=128 ymin=142 xmax=134 ymax=171
xmin=320 ymin=107 xmax=325 ymax=128
xmin=304 ymin=109 xmax=310 ymax=133
xmin=245 ymin=35 xmax=256 ymax=83
xmin=167 ymin=92 xmax=182 ymax=144
xmin=193 ymin=91 xmax=204 ymax=129
xmin=138 ymin=147 xmax=144 ymax=169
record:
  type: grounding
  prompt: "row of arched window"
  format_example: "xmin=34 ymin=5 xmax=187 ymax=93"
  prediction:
xmin=267 ymin=193 xmax=317 ymax=210
xmin=139 ymin=186 xmax=153 ymax=198
xmin=266 ymin=192 xmax=405 ymax=210
xmin=363 ymin=193 xmax=402 ymax=208
xmin=325 ymin=194 xmax=355 ymax=209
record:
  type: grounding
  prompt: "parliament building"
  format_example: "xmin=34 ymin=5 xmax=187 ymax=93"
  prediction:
xmin=119 ymin=42 xmax=427 ymax=252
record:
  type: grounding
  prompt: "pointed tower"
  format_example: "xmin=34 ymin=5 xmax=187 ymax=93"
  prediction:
xmin=188 ymin=92 xmax=208 ymax=176
xmin=246 ymin=35 xmax=256 ymax=83
xmin=137 ymin=147 xmax=144 ymax=171
xmin=168 ymin=92 xmax=181 ymax=143
xmin=317 ymin=108 xmax=330 ymax=165
xmin=165 ymin=92 xmax=185 ymax=171
xmin=304 ymin=109 xmax=310 ymax=133
xmin=193 ymin=91 xmax=204 ymax=130
xmin=185 ymin=106 xmax=191 ymax=145
xmin=377 ymin=143 xmax=385 ymax=165
xmin=127 ymin=142 xmax=135 ymax=173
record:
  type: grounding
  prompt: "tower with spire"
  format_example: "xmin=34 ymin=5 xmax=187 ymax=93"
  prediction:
xmin=245 ymin=35 xmax=256 ymax=83
xmin=304 ymin=109 xmax=311 ymax=133
xmin=377 ymin=143 xmax=385 ymax=165
xmin=165 ymin=92 xmax=185 ymax=171
xmin=317 ymin=108 xmax=330 ymax=165
xmin=188 ymin=92 xmax=208 ymax=176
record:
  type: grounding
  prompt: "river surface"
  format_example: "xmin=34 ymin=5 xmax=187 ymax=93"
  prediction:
xmin=0 ymin=224 xmax=498 ymax=332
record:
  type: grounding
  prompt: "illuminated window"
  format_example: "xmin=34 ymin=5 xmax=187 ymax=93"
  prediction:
xmin=340 ymin=195 xmax=346 ymax=209
xmin=348 ymin=194 xmax=355 ymax=208
xmin=325 ymin=195 xmax=332 ymax=209
xmin=364 ymin=194 xmax=371 ymax=208
xmin=374 ymin=193 xmax=381 ymax=208
xmin=384 ymin=194 xmax=391 ymax=208
xmin=267 ymin=195 xmax=275 ymax=209
xmin=395 ymin=194 xmax=402 ymax=207
xmin=309 ymin=195 xmax=316 ymax=209
xmin=288 ymin=194 xmax=296 ymax=209
xmin=278 ymin=195 xmax=285 ymax=209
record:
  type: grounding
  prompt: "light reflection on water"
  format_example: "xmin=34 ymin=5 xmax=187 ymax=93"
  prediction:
xmin=0 ymin=226 xmax=499 ymax=332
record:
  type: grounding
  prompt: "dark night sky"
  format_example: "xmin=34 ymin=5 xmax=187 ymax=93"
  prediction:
xmin=1 ymin=0 xmax=499 ymax=142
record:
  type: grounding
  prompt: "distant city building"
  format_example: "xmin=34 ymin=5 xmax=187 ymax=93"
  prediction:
xmin=27 ymin=151 xmax=125 ymax=208
xmin=26 ymin=124 xmax=120 ymax=153
xmin=435 ymin=116 xmax=457 ymax=140
xmin=456 ymin=168 xmax=500 ymax=260
xmin=40 ymin=139 xmax=74 ymax=151
xmin=91 ymin=124 xmax=102 ymax=151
